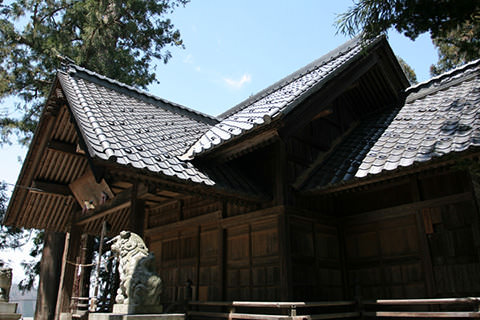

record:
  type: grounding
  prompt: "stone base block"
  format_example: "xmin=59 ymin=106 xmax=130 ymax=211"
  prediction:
xmin=89 ymin=313 xmax=184 ymax=320
xmin=112 ymin=304 xmax=163 ymax=315
xmin=0 ymin=302 xmax=20 ymax=320
xmin=0 ymin=313 xmax=22 ymax=320
xmin=0 ymin=302 xmax=16 ymax=314
xmin=59 ymin=312 xmax=72 ymax=320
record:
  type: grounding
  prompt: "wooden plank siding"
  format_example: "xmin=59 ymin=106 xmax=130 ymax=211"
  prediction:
xmin=288 ymin=216 xmax=343 ymax=301
xmin=141 ymin=167 xmax=480 ymax=304
xmin=147 ymin=202 xmax=284 ymax=302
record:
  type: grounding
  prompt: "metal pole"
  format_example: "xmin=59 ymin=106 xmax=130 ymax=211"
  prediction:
xmin=90 ymin=220 xmax=107 ymax=312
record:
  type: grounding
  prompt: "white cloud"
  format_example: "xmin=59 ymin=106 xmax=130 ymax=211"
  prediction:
xmin=195 ymin=66 xmax=201 ymax=72
xmin=183 ymin=54 xmax=194 ymax=64
xmin=223 ymin=73 xmax=252 ymax=89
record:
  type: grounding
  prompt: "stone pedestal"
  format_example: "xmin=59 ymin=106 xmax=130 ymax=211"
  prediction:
xmin=0 ymin=302 xmax=21 ymax=320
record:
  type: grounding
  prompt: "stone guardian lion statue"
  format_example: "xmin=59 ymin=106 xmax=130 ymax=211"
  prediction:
xmin=0 ymin=264 xmax=12 ymax=302
xmin=110 ymin=231 xmax=162 ymax=310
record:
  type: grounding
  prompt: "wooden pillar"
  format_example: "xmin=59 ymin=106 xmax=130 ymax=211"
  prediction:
xmin=34 ymin=231 xmax=66 ymax=320
xmin=411 ymin=176 xmax=436 ymax=297
xmin=78 ymin=234 xmax=95 ymax=299
xmin=468 ymin=171 xmax=480 ymax=261
xmin=274 ymin=140 xmax=287 ymax=206
xmin=130 ymin=182 xmax=146 ymax=237
xmin=278 ymin=211 xmax=292 ymax=300
xmin=55 ymin=225 xmax=83 ymax=319
xmin=218 ymin=227 xmax=226 ymax=300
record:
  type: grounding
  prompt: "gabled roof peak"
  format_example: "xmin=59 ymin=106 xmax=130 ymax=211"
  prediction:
xmin=219 ymin=35 xmax=376 ymax=120
xmin=181 ymin=35 xmax=388 ymax=160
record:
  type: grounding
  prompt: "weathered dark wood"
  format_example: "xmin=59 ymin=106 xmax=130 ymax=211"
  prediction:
xmin=309 ymin=313 xmax=360 ymax=320
xmin=274 ymin=140 xmax=287 ymax=206
xmin=35 ymin=231 xmax=65 ymax=320
xmin=364 ymin=311 xmax=480 ymax=318
xmin=278 ymin=213 xmax=292 ymax=301
xmin=280 ymin=53 xmax=379 ymax=138
xmin=145 ymin=211 xmax=221 ymax=236
xmin=78 ymin=234 xmax=94 ymax=300
xmin=5 ymin=102 xmax=60 ymax=226
xmin=219 ymin=227 xmax=226 ymax=300
xmin=47 ymin=140 xmax=83 ymax=156
xmin=75 ymin=187 xmax=134 ymax=225
xmin=364 ymin=298 xmax=480 ymax=305
xmin=468 ymin=172 xmax=480 ymax=262
xmin=130 ymin=182 xmax=146 ymax=236
xmin=343 ymin=192 xmax=472 ymax=225
xmin=69 ymin=170 xmax=114 ymax=208
xmin=210 ymin=129 xmax=279 ymax=162
xmin=411 ymin=176 xmax=435 ymax=297
xmin=55 ymin=225 xmax=83 ymax=319
xmin=31 ymin=180 xmax=72 ymax=196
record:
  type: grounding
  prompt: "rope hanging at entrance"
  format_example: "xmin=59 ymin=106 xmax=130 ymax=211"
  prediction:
xmin=65 ymin=255 xmax=115 ymax=267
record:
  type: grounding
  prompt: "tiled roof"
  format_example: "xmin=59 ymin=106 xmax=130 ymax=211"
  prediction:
xmin=302 ymin=58 xmax=480 ymax=192
xmin=58 ymin=64 xmax=220 ymax=186
xmin=181 ymin=36 xmax=382 ymax=160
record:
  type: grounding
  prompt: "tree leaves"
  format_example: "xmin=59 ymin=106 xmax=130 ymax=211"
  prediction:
xmin=431 ymin=22 xmax=480 ymax=75
xmin=0 ymin=0 xmax=188 ymax=144
xmin=336 ymin=0 xmax=480 ymax=77
xmin=336 ymin=0 xmax=479 ymax=41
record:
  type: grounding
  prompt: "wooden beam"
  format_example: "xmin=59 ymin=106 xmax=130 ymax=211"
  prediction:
xmin=75 ymin=188 xmax=133 ymax=226
xmin=364 ymin=311 xmax=480 ymax=318
xmin=343 ymin=192 xmax=472 ymax=226
xmin=47 ymin=140 xmax=83 ymax=156
xmin=31 ymin=180 xmax=72 ymax=196
xmin=144 ymin=211 xmax=222 ymax=236
xmin=210 ymin=129 xmax=279 ymax=162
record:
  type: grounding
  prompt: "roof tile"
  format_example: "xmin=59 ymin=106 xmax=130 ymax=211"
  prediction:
xmin=181 ymin=36 xmax=382 ymax=160
xmin=302 ymin=59 xmax=480 ymax=192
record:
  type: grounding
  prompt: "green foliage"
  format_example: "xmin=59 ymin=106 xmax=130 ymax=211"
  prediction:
xmin=18 ymin=258 xmax=40 ymax=293
xmin=336 ymin=0 xmax=479 ymax=41
xmin=431 ymin=22 xmax=480 ymax=75
xmin=336 ymin=0 xmax=479 ymax=76
xmin=0 ymin=181 xmax=26 ymax=250
xmin=396 ymin=56 xmax=417 ymax=85
xmin=0 ymin=180 xmax=36 ymax=292
xmin=0 ymin=0 xmax=188 ymax=144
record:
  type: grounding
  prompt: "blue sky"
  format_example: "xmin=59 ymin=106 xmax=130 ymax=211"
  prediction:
xmin=1 ymin=1 xmax=439 ymax=276
xmin=150 ymin=0 xmax=437 ymax=116
xmin=1 ymin=0 xmax=438 ymax=197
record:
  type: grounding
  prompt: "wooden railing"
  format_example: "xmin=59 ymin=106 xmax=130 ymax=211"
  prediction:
xmin=187 ymin=298 xmax=480 ymax=319
xmin=363 ymin=297 xmax=480 ymax=318
xmin=72 ymin=296 xmax=480 ymax=319
xmin=70 ymin=296 xmax=91 ymax=318
xmin=187 ymin=300 xmax=359 ymax=320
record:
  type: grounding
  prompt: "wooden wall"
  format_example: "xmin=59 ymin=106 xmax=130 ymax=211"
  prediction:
xmin=143 ymin=169 xmax=480 ymax=303
xmin=343 ymin=212 xmax=425 ymax=299
xmin=146 ymin=200 xmax=283 ymax=302
xmin=317 ymin=170 xmax=480 ymax=299
xmin=288 ymin=215 xmax=343 ymax=300
xmin=225 ymin=216 xmax=281 ymax=300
